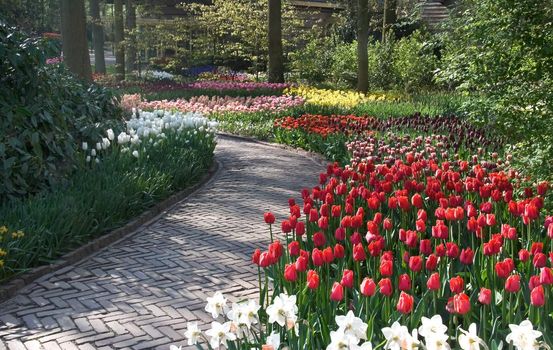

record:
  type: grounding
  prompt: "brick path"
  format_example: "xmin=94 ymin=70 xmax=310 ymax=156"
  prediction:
xmin=0 ymin=136 xmax=324 ymax=350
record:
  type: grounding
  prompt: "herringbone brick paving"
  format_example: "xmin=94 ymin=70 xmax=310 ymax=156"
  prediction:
xmin=0 ymin=136 xmax=324 ymax=350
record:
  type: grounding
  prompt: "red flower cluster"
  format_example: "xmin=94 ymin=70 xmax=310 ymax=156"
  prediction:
xmin=253 ymin=140 xmax=552 ymax=340
xmin=274 ymin=114 xmax=376 ymax=137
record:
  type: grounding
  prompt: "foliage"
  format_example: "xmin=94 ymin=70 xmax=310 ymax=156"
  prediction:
xmin=183 ymin=0 xmax=306 ymax=74
xmin=0 ymin=111 xmax=216 ymax=280
xmin=438 ymin=0 xmax=553 ymax=181
xmin=392 ymin=31 xmax=438 ymax=92
xmin=0 ymin=22 xmax=123 ymax=199
xmin=289 ymin=37 xmax=334 ymax=84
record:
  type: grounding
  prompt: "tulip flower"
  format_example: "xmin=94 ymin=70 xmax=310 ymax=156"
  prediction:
xmin=330 ymin=282 xmax=344 ymax=301
xmin=427 ymin=272 xmax=441 ymax=291
xmin=284 ymin=264 xmax=297 ymax=282
xmin=307 ymin=270 xmax=319 ymax=289
xmin=505 ymin=274 xmax=521 ymax=293
xmin=360 ymin=277 xmax=376 ymax=297
xmin=397 ymin=292 xmax=414 ymax=314
xmin=449 ymin=276 xmax=464 ymax=294
xmin=379 ymin=278 xmax=393 ymax=297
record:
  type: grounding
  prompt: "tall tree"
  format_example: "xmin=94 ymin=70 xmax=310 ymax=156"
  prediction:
xmin=114 ymin=0 xmax=125 ymax=80
xmin=357 ymin=0 xmax=369 ymax=92
xmin=90 ymin=0 xmax=106 ymax=74
xmin=125 ymin=0 xmax=136 ymax=72
xmin=60 ymin=0 xmax=92 ymax=81
xmin=268 ymin=0 xmax=284 ymax=83
xmin=382 ymin=0 xmax=397 ymax=41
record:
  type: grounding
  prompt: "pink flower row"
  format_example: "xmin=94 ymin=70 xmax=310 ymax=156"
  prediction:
xmin=186 ymin=81 xmax=289 ymax=91
xmin=121 ymin=94 xmax=305 ymax=115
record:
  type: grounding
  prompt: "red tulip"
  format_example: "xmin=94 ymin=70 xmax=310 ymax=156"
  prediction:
xmin=486 ymin=214 xmax=496 ymax=226
xmin=323 ymin=246 xmax=334 ymax=263
xmin=295 ymin=255 xmax=308 ymax=272
xmin=420 ymin=239 xmax=432 ymax=256
xmin=453 ymin=293 xmax=471 ymax=315
xmin=288 ymin=241 xmax=300 ymax=256
xmin=411 ymin=194 xmax=423 ymax=209
xmin=264 ymin=212 xmax=275 ymax=224
xmin=460 ymin=248 xmax=474 ymax=265
xmin=533 ymin=253 xmax=547 ymax=268
xmin=281 ymin=220 xmax=292 ymax=233
xmin=353 ymin=243 xmax=366 ymax=262
xmin=269 ymin=241 xmax=283 ymax=261
xmin=426 ymin=254 xmax=438 ymax=271
xmin=408 ymin=256 xmax=423 ymax=273
xmin=398 ymin=196 xmax=410 ymax=211
xmin=360 ymin=277 xmax=376 ymax=297
xmin=505 ymin=274 xmax=521 ymax=293
xmin=380 ymin=259 xmax=393 ymax=276
xmin=383 ymin=218 xmax=393 ymax=231
xmin=446 ymin=242 xmax=460 ymax=259
xmin=399 ymin=274 xmax=411 ymax=291
xmin=259 ymin=251 xmax=272 ymax=268
xmin=350 ymin=232 xmax=362 ymax=245
xmin=449 ymin=276 xmax=464 ymax=294
xmin=379 ymin=278 xmax=393 ymax=297
xmin=531 ymin=285 xmax=545 ymax=307
xmin=295 ymin=222 xmax=305 ymax=236
xmin=330 ymin=282 xmax=344 ymax=301
xmin=478 ymin=288 xmax=492 ymax=305
xmin=252 ymin=249 xmax=261 ymax=265
xmin=540 ymin=267 xmax=553 ymax=285
xmin=427 ymin=272 xmax=441 ymax=291
xmin=341 ymin=270 xmax=354 ymax=288
xmin=397 ymin=292 xmax=414 ymax=314
xmin=495 ymin=261 xmax=511 ymax=279
xmin=334 ymin=227 xmax=345 ymax=241
xmin=518 ymin=249 xmax=530 ymax=262
xmin=312 ymin=248 xmax=324 ymax=267
xmin=284 ymin=264 xmax=297 ymax=282
xmin=307 ymin=270 xmax=319 ymax=289
xmin=334 ymin=243 xmax=345 ymax=259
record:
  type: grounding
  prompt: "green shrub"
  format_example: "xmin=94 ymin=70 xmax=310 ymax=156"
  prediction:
xmin=329 ymin=41 xmax=358 ymax=89
xmin=392 ymin=31 xmax=438 ymax=92
xmin=289 ymin=37 xmax=333 ymax=84
xmin=0 ymin=22 xmax=123 ymax=199
xmin=438 ymin=0 xmax=553 ymax=181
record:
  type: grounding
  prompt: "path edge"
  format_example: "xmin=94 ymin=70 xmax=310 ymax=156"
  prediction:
xmin=0 ymin=160 xmax=220 ymax=304
xmin=217 ymin=132 xmax=329 ymax=168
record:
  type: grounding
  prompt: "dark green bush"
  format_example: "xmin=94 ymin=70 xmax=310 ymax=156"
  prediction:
xmin=0 ymin=22 xmax=123 ymax=199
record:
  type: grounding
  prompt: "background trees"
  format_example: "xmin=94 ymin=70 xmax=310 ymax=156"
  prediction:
xmin=60 ymin=0 xmax=92 ymax=81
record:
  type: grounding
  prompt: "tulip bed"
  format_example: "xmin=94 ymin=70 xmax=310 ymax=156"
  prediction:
xmin=176 ymin=111 xmax=552 ymax=349
xmin=0 ymin=110 xmax=217 ymax=281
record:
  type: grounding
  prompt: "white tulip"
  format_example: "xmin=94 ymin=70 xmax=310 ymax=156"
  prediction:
xmin=82 ymin=142 xmax=88 ymax=151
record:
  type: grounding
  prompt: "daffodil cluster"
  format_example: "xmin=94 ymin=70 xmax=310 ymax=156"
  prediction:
xmin=285 ymin=85 xmax=395 ymax=108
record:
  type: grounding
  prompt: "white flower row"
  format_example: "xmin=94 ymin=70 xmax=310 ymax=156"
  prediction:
xmin=81 ymin=109 xmax=218 ymax=163
xmin=171 ymin=292 xmax=548 ymax=350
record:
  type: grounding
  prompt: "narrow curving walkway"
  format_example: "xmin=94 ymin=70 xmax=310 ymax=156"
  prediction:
xmin=0 ymin=136 xmax=325 ymax=350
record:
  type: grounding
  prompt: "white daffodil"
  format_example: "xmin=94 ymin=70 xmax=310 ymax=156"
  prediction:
xmin=266 ymin=293 xmax=298 ymax=327
xmin=425 ymin=333 xmax=451 ymax=350
xmin=382 ymin=322 xmax=410 ymax=350
xmin=326 ymin=329 xmax=359 ymax=350
xmin=184 ymin=321 xmax=201 ymax=346
xmin=265 ymin=331 xmax=281 ymax=349
xmin=226 ymin=302 xmax=244 ymax=324
xmin=506 ymin=320 xmax=543 ymax=350
xmin=205 ymin=321 xmax=236 ymax=348
xmin=418 ymin=315 xmax=448 ymax=340
xmin=169 ymin=345 xmax=181 ymax=350
xmin=335 ymin=310 xmax=368 ymax=341
xmin=239 ymin=299 xmax=260 ymax=327
xmin=458 ymin=323 xmax=485 ymax=350
xmin=205 ymin=291 xmax=229 ymax=319
xmin=403 ymin=329 xmax=421 ymax=350
xmin=352 ymin=342 xmax=373 ymax=350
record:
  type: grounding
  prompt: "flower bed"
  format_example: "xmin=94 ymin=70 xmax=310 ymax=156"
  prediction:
xmin=174 ymin=120 xmax=551 ymax=349
xmin=0 ymin=110 xmax=217 ymax=281
xmin=285 ymin=86 xmax=397 ymax=108
xmin=122 ymin=94 xmax=305 ymax=115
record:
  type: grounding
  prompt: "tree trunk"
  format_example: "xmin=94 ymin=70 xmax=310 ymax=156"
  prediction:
xmin=125 ymin=0 xmax=136 ymax=73
xmin=382 ymin=0 xmax=397 ymax=42
xmin=357 ymin=0 xmax=369 ymax=93
xmin=114 ymin=0 xmax=125 ymax=81
xmin=268 ymin=0 xmax=284 ymax=83
xmin=90 ymin=0 xmax=106 ymax=74
xmin=60 ymin=0 xmax=92 ymax=81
